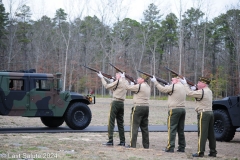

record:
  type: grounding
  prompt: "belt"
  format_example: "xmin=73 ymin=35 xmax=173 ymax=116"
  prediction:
xmin=134 ymin=104 xmax=149 ymax=107
xmin=170 ymin=106 xmax=185 ymax=110
xmin=197 ymin=109 xmax=212 ymax=113
xmin=113 ymin=98 xmax=124 ymax=101
xmin=175 ymin=106 xmax=185 ymax=108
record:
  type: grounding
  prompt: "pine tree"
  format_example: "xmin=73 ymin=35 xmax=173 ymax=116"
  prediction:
xmin=0 ymin=0 xmax=9 ymax=64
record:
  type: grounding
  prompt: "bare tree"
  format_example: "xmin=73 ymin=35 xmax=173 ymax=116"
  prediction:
xmin=4 ymin=0 xmax=26 ymax=70
xmin=176 ymin=0 xmax=184 ymax=74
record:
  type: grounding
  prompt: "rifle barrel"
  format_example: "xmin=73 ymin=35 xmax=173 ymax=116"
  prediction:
xmin=164 ymin=66 xmax=197 ymax=88
xmin=137 ymin=70 xmax=153 ymax=78
xmin=137 ymin=70 xmax=168 ymax=85
xmin=109 ymin=63 xmax=137 ymax=84
xmin=109 ymin=63 xmax=121 ymax=72
xmin=83 ymin=65 xmax=115 ymax=80
xmin=83 ymin=65 xmax=99 ymax=73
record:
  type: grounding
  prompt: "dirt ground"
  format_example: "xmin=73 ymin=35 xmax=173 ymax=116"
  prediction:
xmin=0 ymin=98 xmax=240 ymax=160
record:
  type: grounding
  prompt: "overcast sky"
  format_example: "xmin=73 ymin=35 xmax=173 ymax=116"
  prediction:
xmin=2 ymin=0 xmax=240 ymax=23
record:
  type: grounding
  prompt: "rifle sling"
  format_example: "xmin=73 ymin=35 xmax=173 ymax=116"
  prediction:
xmin=113 ymin=80 xmax=119 ymax=91
xmin=195 ymin=89 xmax=204 ymax=101
xmin=168 ymin=84 xmax=174 ymax=96
xmin=135 ymin=84 xmax=141 ymax=94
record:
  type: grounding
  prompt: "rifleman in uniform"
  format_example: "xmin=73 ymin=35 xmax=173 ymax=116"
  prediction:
xmin=181 ymin=76 xmax=217 ymax=157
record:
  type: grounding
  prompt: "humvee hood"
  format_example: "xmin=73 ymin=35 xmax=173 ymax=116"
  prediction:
xmin=70 ymin=92 xmax=85 ymax=99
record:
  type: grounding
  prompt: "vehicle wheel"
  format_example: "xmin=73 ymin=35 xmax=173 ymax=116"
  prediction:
xmin=40 ymin=117 xmax=65 ymax=128
xmin=64 ymin=102 xmax=92 ymax=130
xmin=213 ymin=109 xmax=236 ymax=142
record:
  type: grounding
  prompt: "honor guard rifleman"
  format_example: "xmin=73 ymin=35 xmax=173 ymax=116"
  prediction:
xmin=181 ymin=76 xmax=217 ymax=157
xmin=124 ymin=74 xmax=151 ymax=149
xmin=151 ymin=72 xmax=186 ymax=152
xmin=97 ymin=71 xmax=128 ymax=146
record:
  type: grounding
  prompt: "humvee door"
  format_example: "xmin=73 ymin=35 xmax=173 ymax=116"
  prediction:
xmin=1 ymin=77 xmax=29 ymax=115
xmin=29 ymin=78 xmax=55 ymax=116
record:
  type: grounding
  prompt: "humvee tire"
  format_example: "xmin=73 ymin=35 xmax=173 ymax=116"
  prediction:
xmin=213 ymin=109 xmax=236 ymax=142
xmin=40 ymin=117 xmax=65 ymax=128
xmin=64 ymin=102 xmax=92 ymax=130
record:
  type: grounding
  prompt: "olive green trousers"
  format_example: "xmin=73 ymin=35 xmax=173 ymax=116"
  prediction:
xmin=197 ymin=111 xmax=217 ymax=155
xmin=166 ymin=108 xmax=186 ymax=151
xmin=108 ymin=100 xmax=125 ymax=143
xmin=130 ymin=105 xmax=149 ymax=148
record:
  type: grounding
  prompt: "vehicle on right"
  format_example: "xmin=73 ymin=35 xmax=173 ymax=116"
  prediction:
xmin=212 ymin=95 xmax=240 ymax=142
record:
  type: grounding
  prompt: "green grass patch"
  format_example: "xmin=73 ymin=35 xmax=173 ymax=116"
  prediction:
xmin=25 ymin=147 xmax=39 ymax=150
xmin=94 ymin=95 xmax=112 ymax=98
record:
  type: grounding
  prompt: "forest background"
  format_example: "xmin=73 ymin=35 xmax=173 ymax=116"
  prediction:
xmin=0 ymin=0 xmax=240 ymax=99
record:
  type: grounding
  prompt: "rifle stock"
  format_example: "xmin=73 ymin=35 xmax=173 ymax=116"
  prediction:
xmin=164 ymin=66 xmax=197 ymax=89
xmin=83 ymin=65 xmax=115 ymax=80
xmin=137 ymin=70 xmax=169 ymax=85
xmin=109 ymin=63 xmax=137 ymax=84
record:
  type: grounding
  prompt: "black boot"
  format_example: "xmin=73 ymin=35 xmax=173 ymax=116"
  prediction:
xmin=192 ymin=153 xmax=204 ymax=157
xmin=162 ymin=148 xmax=174 ymax=152
xmin=102 ymin=141 xmax=113 ymax=146
xmin=177 ymin=149 xmax=185 ymax=152
xmin=208 ymin=153 xmax=216 ymax=157
xmin=117 ymin=142 xmax=125 ymax=146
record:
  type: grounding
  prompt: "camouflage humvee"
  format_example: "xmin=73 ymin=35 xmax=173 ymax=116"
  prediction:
xmin=0 ymin=69 xmax=95 ymax=130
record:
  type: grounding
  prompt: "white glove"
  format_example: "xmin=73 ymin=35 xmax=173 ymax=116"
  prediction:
xmin=150 ymin=75 xmax=157 ymax=82
xmin=121 ymin=72 xmax=125 ymax=78
xmin=180 ymin=77 xmax=187 ymax=84
xmin=109 ymin=79 xmax=114 ymax=83
xmin=130 ymin=82 xmax=134 ymax=85
xmin=97 ymin=71 xmax=103 ymax=78
xmin=164 ymin=83 xmax=170 ymax=86
xmin=191 ymin=85 xmax=196 ymax=91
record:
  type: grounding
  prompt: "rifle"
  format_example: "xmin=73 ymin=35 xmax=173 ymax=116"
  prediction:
xmin=109 ymin=63 xmax=137 ymax=84
xmin=137 ymin=70 xmax=169 ymax=85
xmin=83 ymin=65 xmax=115 ymax=81
xmin=164 ymin=66 xmax=198 ymax=89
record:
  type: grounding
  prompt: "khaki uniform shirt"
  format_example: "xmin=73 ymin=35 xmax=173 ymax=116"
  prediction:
xmin=154 ymin=81 xmax=186 ymax=110
xmin=101 ymin=77 xmax=128 ymax=100
xmin=183 ymin=84 xmax=212 ymax=112
xmin=125 ymin=81 xmax=150 ymax=106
